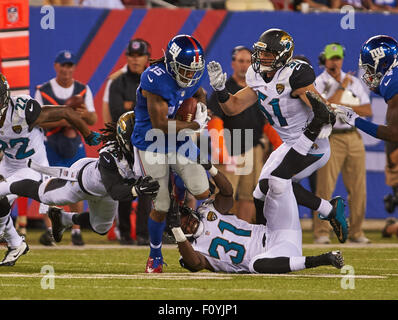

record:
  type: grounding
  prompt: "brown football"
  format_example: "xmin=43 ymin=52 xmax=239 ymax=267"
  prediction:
xmin=65 ymin=95 xmax=84 ymax=108
xmin=175 ymin=97 xmax=197 ymax=122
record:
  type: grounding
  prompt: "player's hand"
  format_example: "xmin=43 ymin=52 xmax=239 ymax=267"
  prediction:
xmin=133 ymin=176 xmax=160 ymax=198
xmin=167 ymin=196 xmax=181 ymax=229
xmin=333 ymin=104 xmax=359 ymax=126
xmin=207 ymin=61 xmax=227 ymax=91
xmin=194 ymin=102 xmax=208 ymax=130
xmin=84 ymin=131 xmax=102 ymax=146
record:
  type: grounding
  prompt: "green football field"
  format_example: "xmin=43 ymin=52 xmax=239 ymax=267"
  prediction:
xmin=1 ymin=229 xmax=398 ymax=301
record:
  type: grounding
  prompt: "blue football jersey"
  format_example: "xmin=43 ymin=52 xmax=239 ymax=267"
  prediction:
xmin=378 ymin=65 xmax=398 ymax=102
xmin=132 ymin=62 xmax=202 ymax=154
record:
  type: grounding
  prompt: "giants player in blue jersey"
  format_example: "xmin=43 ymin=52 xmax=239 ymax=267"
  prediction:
xmin=335 ymin=35 xmax=398 ymax=142
xmin=132 ymin=35 xmax=210 ymax=273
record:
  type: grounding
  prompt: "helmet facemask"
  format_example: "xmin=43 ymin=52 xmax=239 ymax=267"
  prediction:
xmin=180 ymin=205 xmax=204 ymax=240
xmin=169 ymin=58 xmax=204 ymax=88
xmin=0 ymin=74 xmax=10 ymax=118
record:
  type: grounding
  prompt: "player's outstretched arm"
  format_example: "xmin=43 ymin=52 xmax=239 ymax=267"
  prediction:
xmin=207 ymin=61 xmax=257 ymax=116
xmin=335 ymin=94 xmax=398 ymax=142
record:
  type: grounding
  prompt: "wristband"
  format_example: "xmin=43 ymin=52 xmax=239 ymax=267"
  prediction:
xmin=216 ymin=88 xmax=230 ymax=103
xmin=131 ymin=186 xmax=138 ymax=197
xmin=172 ymin=227 xmax=187 ymax=243
xmin=208 ymin=165 xmax=218 ymax=177
xmin=354 ymin=117 xmax=379 ymax=138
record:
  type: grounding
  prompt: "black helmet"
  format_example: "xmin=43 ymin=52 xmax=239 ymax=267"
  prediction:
xmin=0 ymin=73 xmax=10 ymax=116
xmin=116 ymin=111 xmax=135 ymax=165
xmin=252 ymin=28 xmax=294 ymax=73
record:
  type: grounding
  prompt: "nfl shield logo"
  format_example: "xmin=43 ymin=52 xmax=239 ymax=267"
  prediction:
xmin=7 ymin=6 xmax=19 ymax=24
xmin=276 ymin=84 xmax=285 ymax=95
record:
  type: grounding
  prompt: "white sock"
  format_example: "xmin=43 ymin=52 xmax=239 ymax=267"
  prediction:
xmin=61 ymin=211 xmax=75 ymax=228
xmin=292 ymin=134 xmax=314 ymax=155
xmin=4 ymin=217 xmax=22 ymax=248
xmin=71 ymin=228 xmax=81 ymax=235
xmin=289 ymin=257 xmax=306 ymax=271
xmin=318 ymin=199 xmax=333 ymax=218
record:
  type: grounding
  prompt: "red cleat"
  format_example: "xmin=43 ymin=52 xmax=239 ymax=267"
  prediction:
xmin=145 ymin=257 xmax=164 ymax=273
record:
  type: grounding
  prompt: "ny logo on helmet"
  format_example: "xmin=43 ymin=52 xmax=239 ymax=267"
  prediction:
xmin=370 ymin=47 xmax=385 ymax=62
xmin=169 ymin=43 xmax=182 ymax=59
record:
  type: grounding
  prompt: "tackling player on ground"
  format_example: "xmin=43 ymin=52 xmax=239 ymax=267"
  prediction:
xmin=207 ymin=29 xmax=348 ymax=243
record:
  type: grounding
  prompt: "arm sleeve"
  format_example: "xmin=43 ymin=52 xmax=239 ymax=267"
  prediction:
xmin=207 ymin=91 xmax=225 ymax=118
xmin=382 ymin=77 xmax=398 ymax=102
xmin=25 ymin=99 xmax=42 ymax=127
xmin=98 ymin=152 xmax=136 ymax=202
xmin=108 ymin=78 xmax=127 ymax=122
xmin=289 ymin=63 xmax=316 ymax=92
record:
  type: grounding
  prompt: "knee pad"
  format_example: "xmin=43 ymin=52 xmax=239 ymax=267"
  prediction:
xmin=0 ymin=197 xmax=11 ymax=217
xmin=153 ymin=189 xmax=171 ymax=213
xmin=268 ymin=176 xmax=289 ymax=195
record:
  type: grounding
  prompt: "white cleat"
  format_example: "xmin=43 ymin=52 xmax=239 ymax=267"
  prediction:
xmin=0 ymin=236 xmax=29 ymax=266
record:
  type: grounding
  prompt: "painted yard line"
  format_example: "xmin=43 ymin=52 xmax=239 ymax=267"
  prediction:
xmin=0 ymin=272 xmax=385 ymax=280
xmin=20 ymin=243 xmax=398 ymax=250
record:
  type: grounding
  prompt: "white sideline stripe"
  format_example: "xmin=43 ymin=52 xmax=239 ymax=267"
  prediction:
xmin=0 ymin=272 xmax=386 ymax=280
xmin=2 ymin=60 xmax=29 ymax=67
xmin=0 ymin=30 xmax=29 ymax=38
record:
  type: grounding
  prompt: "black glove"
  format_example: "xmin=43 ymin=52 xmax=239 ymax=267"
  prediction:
xmin=133 ymin=176 xmax=160 ymax=198
xmin=167 ymin=196 xmax=181 ymax=229
xmin=84 ymin=131 xmax=102 ymax=146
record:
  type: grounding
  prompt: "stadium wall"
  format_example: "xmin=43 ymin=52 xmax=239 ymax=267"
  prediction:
xmin=28 ymin=6 xmax=398 ymax=219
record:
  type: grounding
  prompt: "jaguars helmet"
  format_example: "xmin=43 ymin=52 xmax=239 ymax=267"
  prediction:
xmin=359 ymin=35 xmax=398 ymax=88
xmin=0 ymin=73 xmax=10 ymax=117
xmin=116 ymin=111 xmax=135 ymax=164
xmin=164 ymin=34 xmax=205 ymax=88
xmin=252 ymin=28 xmax=294 ymax=73
xmin=180 ymin=205 xmax=204 ymax=241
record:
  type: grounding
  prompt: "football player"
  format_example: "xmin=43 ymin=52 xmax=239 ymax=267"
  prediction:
xmin=0 ymin=73 xmax=101 ymax=266
xmin=334 ymin=35 xmax=398 ymax=143
xmin=132 ymin=35 xmax=210 ymax=273
xmin=0 ymin=112 xmax=159 ymax=252
xmin=168 ymin=93 xmax=344 ymax=273
xmin=207 ymin=29 xmax=348 ymax=243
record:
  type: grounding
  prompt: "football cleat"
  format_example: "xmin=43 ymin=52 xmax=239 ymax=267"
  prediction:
xmin=326 ymin=250 xmax=344 ymax=269
xmin=39 ymin=229 xmax=56 ymax=246
xmin=382 ymin=218 xmax=397 ymax=238
xmin=0 ymin=236 xmax=29 ymax=266
xmin=48 ymin=207 xmax=65 ymax=243
xmin=71 ymin=231 xmax=85 ymax=246
xmin=145 ymin=257 xmax=165 ymax=273
xmin=319 ymin=196 xmax=348 ymax=243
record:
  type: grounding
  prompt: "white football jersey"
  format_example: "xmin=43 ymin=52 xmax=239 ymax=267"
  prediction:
xmin=192 ymin=200 xmax=266 ymax=273
xmin=246 ymin=60 xmax=318 ymax=146
xmin=0 ymin=95 xmax=48 ymax=170
xmin=79 ymin=143 xmax=136 ymax=197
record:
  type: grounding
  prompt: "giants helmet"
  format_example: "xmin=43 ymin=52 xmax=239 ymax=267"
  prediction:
xmin=359 ymin=35 xmax=398 ymax=88
xmin=252 ymin=28 xmax=294 ymax=73
xmin=164 ymin=34 xmax=205 ymax=88
xmin=0 ymin=73 xmax=10 ymax=116
xmin=116 ymin=111 xmax=135 ymax=166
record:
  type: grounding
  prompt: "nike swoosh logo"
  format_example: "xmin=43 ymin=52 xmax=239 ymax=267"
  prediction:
xmin=385 ymin=78 xmax=391 ymax=86
xmin=104 ymin=156 xmax=110 ymax=163
xmin=147 ymin=267 xmax=154 ymax=273
xmin=29 ymin=104 xmax=34 ymax=112
xmin=295 ymin=64 xmax=301 ymax=71
xmin=148 ymin=75 xmax=153 ymax=83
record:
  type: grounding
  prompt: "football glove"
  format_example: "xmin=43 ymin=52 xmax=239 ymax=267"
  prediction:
xmin=207 ymin=61 xmax=227 ymax=91
xmin=84 ymin=131 xmax=102 ymax=146
xmin=194 ymin=102 xmax=208 ymax=130
xmin=333 ymin=104 xmax=359 ymax=126
xmin=167 ymin=196 xmax=181 ymax=229
xmin=318 ymin=124 xmax=333 ymax=139
xmin=132 ymin=176 xmax=160 ymax=198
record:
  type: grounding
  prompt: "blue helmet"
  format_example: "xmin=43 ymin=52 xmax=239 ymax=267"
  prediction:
xmin=359 ymin=35 xmax=398 ymax=88
xmin=164 ymin=34 xmax=205 ymax=88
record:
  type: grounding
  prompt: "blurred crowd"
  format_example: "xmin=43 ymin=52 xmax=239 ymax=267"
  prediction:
xmin=32 ymin=0 xmax=398 ymax=13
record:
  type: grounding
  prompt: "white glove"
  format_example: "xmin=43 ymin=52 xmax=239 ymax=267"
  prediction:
xmin=194 ymin=102 xmax=208 ymax=130
xmin=318 ymin=124 xmax=333 ymax=139
xmin=332 ymin=104 xmax=358 ymax=126
xmin=207 ymin=61 xmax=227 ymax=91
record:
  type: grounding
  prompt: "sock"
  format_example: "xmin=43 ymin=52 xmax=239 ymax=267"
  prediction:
xmin=148 ymin=217 xmax=165 ymax=259
xmin=292 ymin=182 xmax=321 ymax=210
xmin=72 ymin=212 xmax=91 ymax=229
xmin=71 ymin=228 xmax=81 ymax=235
xmin=253 ymin=257 xmax=291 ymax=273
xmin=292 ymin=134 xmax=315 ymax=155
xmin=305 ymin=253 xmax=332 ymax=268
xmin=289 ymin=256 xmax=306 ymax=271
xmin=61 ymin=211 xmax=75 ymax=228
xmin=317 ymin=199 xmax=333 ymax=218
xmin=4 ymin=216 xmax=22 ymax=248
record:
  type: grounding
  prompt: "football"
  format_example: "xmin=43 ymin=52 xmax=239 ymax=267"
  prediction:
xmin=175 ymin=97 xmax=197 ymax=122
xmin=65 ymin=95 xmax=84 ymax=108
